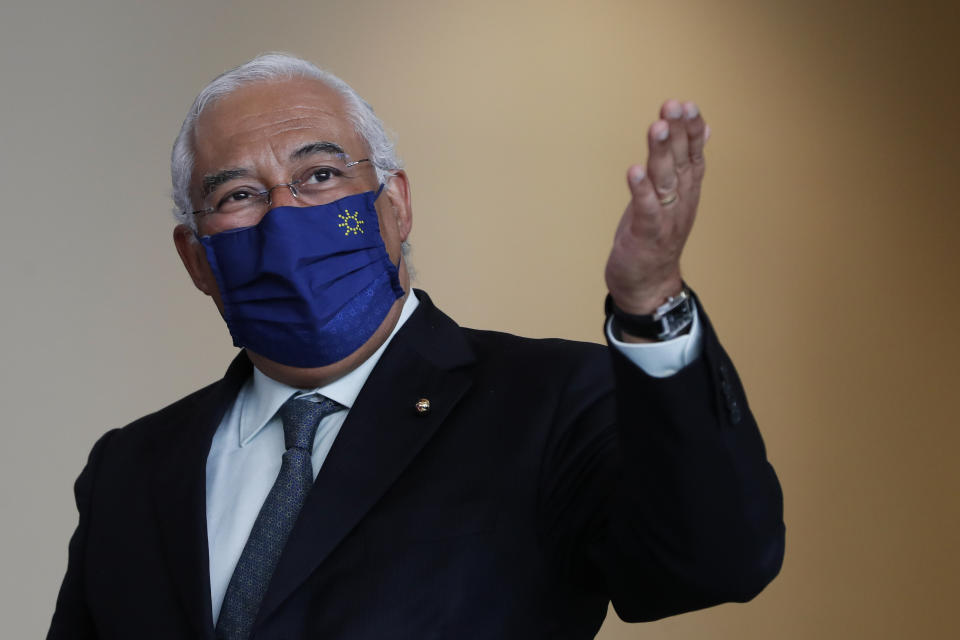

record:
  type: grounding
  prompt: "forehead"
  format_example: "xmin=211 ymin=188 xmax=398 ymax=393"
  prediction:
xmin=191 ymin=77 xmax=364 ymax=181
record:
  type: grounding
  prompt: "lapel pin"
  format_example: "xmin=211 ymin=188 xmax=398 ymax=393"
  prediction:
xmin=414 ymin=398 xmax=431 ymax=415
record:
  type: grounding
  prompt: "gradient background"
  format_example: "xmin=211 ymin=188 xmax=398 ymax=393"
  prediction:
xmin=2 ymin=0 xmax=958 ymax=637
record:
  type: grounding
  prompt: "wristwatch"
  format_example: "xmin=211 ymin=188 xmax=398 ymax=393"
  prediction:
xmin=605 ymin=288 xmax=694 ymax=341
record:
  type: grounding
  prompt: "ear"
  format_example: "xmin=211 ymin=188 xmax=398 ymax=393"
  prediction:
xmin=382 ymin=170 xmax=413 ymax=242
xmin=173 ymin=224 xmax=216 ymax=296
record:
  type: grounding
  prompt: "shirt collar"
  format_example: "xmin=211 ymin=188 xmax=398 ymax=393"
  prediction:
xmin=238 ymin=291 xmax=420 ymax=447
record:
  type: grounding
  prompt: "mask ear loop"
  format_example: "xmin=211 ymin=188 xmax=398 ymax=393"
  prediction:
xmin=374 ymin=166 xmax=403 ymax=201
xmin=370 ymin=181 xmax=404 ymax=272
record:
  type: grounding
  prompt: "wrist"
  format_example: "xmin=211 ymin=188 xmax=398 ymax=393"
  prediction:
xmin=609 ymin=278 xmax=684 ymax=315
xmin=605 ymin=285 xmax=694 ymax=342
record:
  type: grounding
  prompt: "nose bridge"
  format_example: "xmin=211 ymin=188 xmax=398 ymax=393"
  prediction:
xmin=265 ymin=182 xmax=300 ymax=208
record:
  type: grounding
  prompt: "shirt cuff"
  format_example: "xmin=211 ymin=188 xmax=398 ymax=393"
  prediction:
xmin=605 ymin=302 xmax=703 ymax=378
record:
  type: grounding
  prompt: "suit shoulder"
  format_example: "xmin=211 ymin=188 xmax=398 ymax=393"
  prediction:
xmin=460 ymin=327 xmax=611 ymax=382
xmin=463 ymin=326 xmax=606 ymax=357
xmin=100 ymin=377 xmax=227 ymax=451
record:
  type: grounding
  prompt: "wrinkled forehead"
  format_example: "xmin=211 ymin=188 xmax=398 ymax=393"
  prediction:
xmin=190 ymin=77 xmax=365 ymax=178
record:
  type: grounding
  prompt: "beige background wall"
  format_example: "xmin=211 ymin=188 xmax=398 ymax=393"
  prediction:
xmin=1 ymin=0 xmax=957 ymax=637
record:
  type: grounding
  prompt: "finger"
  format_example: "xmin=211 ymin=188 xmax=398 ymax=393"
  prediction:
xmin=661 ymin=100 xmax=690 ymax=177
xmin=646 ymin=120 xmax=679 ymax=205
xmin=625 ymin=164 xmax=664 ymax=233
xmin=682 ymin=101 xmax=707 ymax=182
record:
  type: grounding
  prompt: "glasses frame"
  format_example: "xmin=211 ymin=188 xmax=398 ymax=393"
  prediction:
xmin=188 ymin=157 xmax=372 ymax=217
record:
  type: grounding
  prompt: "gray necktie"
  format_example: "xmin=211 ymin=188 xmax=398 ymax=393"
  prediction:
xmin=215 ymin=394 xmax=344 ymax=640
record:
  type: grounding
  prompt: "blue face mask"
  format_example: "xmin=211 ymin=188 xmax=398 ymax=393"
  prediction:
xmin=199 ymin=185 xmax=405 ymax=368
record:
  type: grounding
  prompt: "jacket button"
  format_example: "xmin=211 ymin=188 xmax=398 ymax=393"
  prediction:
xmin=729 ymin=400 xmax=742 ymax=424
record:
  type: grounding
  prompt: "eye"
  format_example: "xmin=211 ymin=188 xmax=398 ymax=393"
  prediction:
xmin=216 ymin=187 xmax=261 ymax=210
xmin=302 ymin=166 xmax=343 ymax=185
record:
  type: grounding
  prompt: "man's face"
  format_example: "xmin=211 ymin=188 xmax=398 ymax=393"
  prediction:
xmin=175 ymin=76 xmax=412 ymax=318
xmin=172 ymin=76 xmax=412 ymax=382
xmin=187 ymin=76 xmax=411 ymax=268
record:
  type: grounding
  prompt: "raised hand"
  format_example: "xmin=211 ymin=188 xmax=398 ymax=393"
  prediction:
xmin=604 ymin=100 xmax=708 ymax=322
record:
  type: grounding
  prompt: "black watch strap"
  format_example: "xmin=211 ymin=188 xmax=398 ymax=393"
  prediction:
xmin=605 ymin=288 xmax=694 ymax=341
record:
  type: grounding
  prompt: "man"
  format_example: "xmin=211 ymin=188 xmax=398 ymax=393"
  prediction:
xmin=48 ymin=53 xmax=783 ymax=639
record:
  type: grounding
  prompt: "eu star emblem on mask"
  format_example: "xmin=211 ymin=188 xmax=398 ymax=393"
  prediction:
xmin=338 ymin=209 xmax=365 ymax=236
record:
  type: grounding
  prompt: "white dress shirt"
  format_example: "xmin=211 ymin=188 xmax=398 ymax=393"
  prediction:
xmin=205 ymin=291 xmax=702 ymax=622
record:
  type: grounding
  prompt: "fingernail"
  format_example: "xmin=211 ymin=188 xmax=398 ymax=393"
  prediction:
xmin=655 ymin=124 xmax=669 ymax=142
xmin=665 ymin=102 xmax=683 ymax=120
xmin=704 ymin=125 xmax=711 ymax=142
xmin=684 ymin=103 xmax=699 ymax=119
xmin=632 ymin=166 xmax=646 ymax=184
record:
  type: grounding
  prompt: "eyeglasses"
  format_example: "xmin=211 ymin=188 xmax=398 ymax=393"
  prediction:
xmin=189 ymin=154 xmax=371 ymax=220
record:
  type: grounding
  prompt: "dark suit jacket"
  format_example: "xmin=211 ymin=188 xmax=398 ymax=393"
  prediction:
xmin=48 ymin=290 xmax=784 ymax=639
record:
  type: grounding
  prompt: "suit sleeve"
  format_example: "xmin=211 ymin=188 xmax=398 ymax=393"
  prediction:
xmin=47 ymin=429 xmax=117 ymax=640
xmin=538 ymin=295 xmax=784 ymax=622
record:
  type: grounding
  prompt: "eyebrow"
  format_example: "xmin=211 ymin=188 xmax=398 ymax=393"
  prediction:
xmin=290 ymin=141 xmax=346 ymax=161
xmin=201 ymin=168 xmax=251 ymax=199
xmin=199 ymin=141 xmax=348 ymax=200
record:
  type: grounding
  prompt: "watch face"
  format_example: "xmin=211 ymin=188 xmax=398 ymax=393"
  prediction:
xmin=660 ymin=298 xmax=693 ymax=339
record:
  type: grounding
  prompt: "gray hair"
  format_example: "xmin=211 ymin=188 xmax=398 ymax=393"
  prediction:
xmin=170 ymin=52 xmax=403 ymax=230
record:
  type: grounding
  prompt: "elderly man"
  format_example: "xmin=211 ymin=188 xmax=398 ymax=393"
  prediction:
xmin=48 ymin=54 xmax=783 ymax=639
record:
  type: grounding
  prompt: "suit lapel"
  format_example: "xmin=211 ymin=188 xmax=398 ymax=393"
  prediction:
xmin=151 ymin=353 xmax=252 ymax=640
xmin=256 ymin=291 xmax=475 ymax=627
